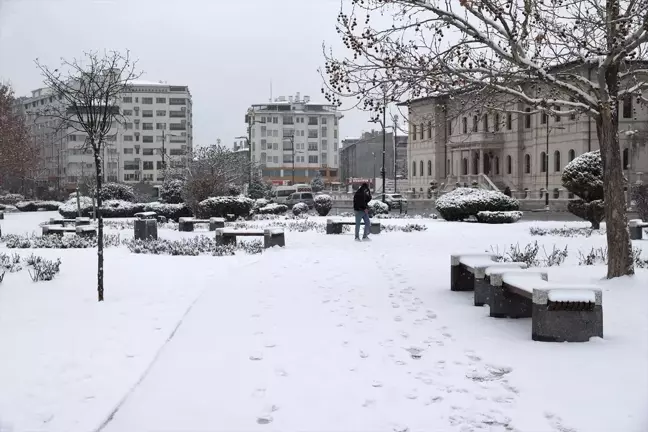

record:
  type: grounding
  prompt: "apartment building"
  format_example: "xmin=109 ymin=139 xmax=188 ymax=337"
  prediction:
xmin=18 ymin=80 xmax=192 ymax=193
xmin=405 ymin=84 xmax=648 ymax=195
xmin=246 ymin=93 xmax=342 ymax=186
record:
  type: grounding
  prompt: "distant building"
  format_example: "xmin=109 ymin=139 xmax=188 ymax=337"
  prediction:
xmin=340 ymin=131 xmax=408 ymax=191
xmin=245 ymin=92 xmax=342 ymax=186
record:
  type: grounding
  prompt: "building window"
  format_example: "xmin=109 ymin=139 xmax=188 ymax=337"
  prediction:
xmin=308 ymin=117 xmax=318 ymax=126
xmin=554 ymin=150 xmax=561 ymax=172
xmin=170 ymin=149 xmax=184 ymax=156
xmin=540 ymin=152 xmax=547 ymax=172
xmin=541 ymin=112 xmax=547 ymax=124
xmin=419 ymin=161 xmax=424 ymax=177
xmin=143 ymin=136 xmax=153 ymax=143
xmin=412 ymin=124 xmax=417 ymax=140
xmin=555 ymin=106 xmax=561 ymax=122
xmin=472 ymin=115 xmax=478 ymax=132
xmin=427 ymin=160 xmax=432 ymax=176
xmin=142 ymin=110 xmax=153 ymax=118
xmin=321 ymin=117 xmax=327 ymax=125
xmin=462 ymin=117 xmax=467 ymax=134
xmin=506 ymin=113 xmax=512 ymax=130
xmin=143 ymin=148 xmax=154 ymax=156
xmin=495 ymin=156 xmax=500 ymax=175
xmin=308 ymin=129 xmax=318 ymax=139
xmin=123 ymin=135 xmax=133 ymax=142
xmin=156 ymin=97 xmax=166 ymax=104
xmin=494 ymin=114 xmax=500 ymax=131
xmin=524 ymin=154 xmax=531 ymax=173
xmin=142 ymin=97 xmax=153 ymax=104
xmin=156 ymin=110 xmax=167 ymax=116
xmin=412 ymin=161 xmax=417 ymax=176
xmin=156 ymin=123 xmax=166 ymax=130
xmin=124 ymin=148 xmax=133 ymax=154
xmin=321 ymin=126 xmax=328 ymax=137
xmin=506 ymin=155 xmax=512 ymax=174
xmin=420 ymin=123 xmax=424 ymax=140
xmin=524 ymin=108 xmax=532 ymax=128
xmin=570 ymin=99 xmax=577 ymax=120
xmin=143 ymin=161 xmax=154 ymax=170
xmin=623 ymin=96 xmax=633 ymax=118
xmin=123 ymin=109 xmax=133 ymax=116
xmin=308 ymin=155 xmax=319 ymax=163
xmin=623 ymin=148 xmax=629 ymax=169
xmin=447 ymin=120 xmax=452 ymax=136
xmin=462 ymin=158 xmax=468 ymax=175
xmin=483 ymin=114 xmax=489 ymax=132
xmin=122 ymin=97 xmax=132 ymax=103
xmin=143 ymin=123 xmax=153 ymax=130
xmin=308 ymin=142 xmax=318 ymax=151
xmin=427 ymin=121 xmax=432 ymax=139
xmin=568 ymin=149 xmax=576 ymax=162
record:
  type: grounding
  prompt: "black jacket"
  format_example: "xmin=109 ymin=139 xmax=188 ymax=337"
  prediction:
xmin=353 ymin=187 xmax=372 ymax=211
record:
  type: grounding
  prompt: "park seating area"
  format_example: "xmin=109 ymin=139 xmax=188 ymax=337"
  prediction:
xmin=214 ymin=228 xmax=285 ymax=249
xmin=326 ymin=217 xmax=381 ymax=235
xmin=179 ymin=217 xmax=226 ymax=232
xmin=629 ymin=219 xmax=648 ymax=240
xmin=41 ymin=217 xmax=96 ymax=237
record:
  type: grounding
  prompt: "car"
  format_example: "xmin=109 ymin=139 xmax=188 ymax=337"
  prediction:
xmin=376 ymin=193 xmax=408 ymax=210
xmin=286 ymin=192 xmax=315 ymax=209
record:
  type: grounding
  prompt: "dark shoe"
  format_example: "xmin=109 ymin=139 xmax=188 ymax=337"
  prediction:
xmin=354 ymin=237 xmax=361 ymax=242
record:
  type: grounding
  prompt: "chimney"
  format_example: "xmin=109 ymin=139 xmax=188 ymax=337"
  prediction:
xmin=296 ymin=92 xmax=301 ymax=102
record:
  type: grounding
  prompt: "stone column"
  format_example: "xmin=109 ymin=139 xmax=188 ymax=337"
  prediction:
xmin=479 ymin=149 xmax=484 ymax=174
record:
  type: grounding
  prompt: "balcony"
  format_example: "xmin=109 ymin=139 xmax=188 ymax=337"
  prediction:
xmin=169 ymin=110 xmax=186 ymax=118
xmin=448 ymin=132 xmax=505 ymax=149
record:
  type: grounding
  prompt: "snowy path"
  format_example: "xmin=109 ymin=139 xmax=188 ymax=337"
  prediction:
xmin=101 ymin=237 xmax=532 ymax=432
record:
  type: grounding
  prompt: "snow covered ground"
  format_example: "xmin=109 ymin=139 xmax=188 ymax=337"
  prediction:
xmin=0 ymin=211 xmax=647 ymax=432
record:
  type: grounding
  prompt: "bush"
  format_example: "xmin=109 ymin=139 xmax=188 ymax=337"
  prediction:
xmin=58 ymin=196 xmax=94 ymax=218
xmin=197 ymin=195 xmax=254 ymax=220
xmin=567 ymin=199 xmax=605 ymax=229
xmin=248 ymin=176 xmax=270 ymax=200
xmin=122 ymin=236 xmax=263 ymax=256
xmin=476 ymin=211 xmax=523 ymax=224
xmin=292 ymin=202 xmax=309 ymax=216
xmin=143 ymin=202 xmax=192 ymax=221
xmin=27 ymin=257 xmax=62 ymax=282
xmin=257 ymin=203 xmax=288 ymax=215
xmin=314 ymin=194 xmax=333 ymax=216
xmin=98 ymin=183 xmax=136 ymax=202
xmin=0 ymin=233 xmax=121 ymax=249
xmin=254 ymin=198 xmax=271 ymax=210
xmin=0 ymin=193 xmax=25 ymax=205
xmin=160 ymin=179 xmax=185 ymax=204
xmin=100 ymin=200 xmax=145 ymax=218
xmin=15 ymin=200 xmax=61 ymax=212
xmin=368 ymin=199 xmax=389 ymax=217
xmin=631 ymin=182 xmax=648 ymax=222
xmin=436 ymin=188 xmax=519 ymax=221
xmin=0 ymin=204 xmax=18 ymax=212
xmin=562 ymin=151 xmax=606 ymax=228
xmin=529 ymin=226 xmax=604 ymax=237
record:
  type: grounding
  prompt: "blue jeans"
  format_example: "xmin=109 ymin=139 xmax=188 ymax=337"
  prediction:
xmin=355 ymin=210 xmax=370 ymax=238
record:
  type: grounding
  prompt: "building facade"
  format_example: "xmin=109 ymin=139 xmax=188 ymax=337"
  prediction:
xmin=246 ymin=93 xmax=342 ymax=186
xmin=18 ymin=80 xmax=192 ymax=193
xmin=340 ymin=131 xmax=408 ymax=191
xmin=406 ymin=92 xmax=648 ymax=195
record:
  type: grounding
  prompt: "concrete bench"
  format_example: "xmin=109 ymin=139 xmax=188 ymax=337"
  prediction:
xmin=75 ymin=225 xmax=97 ymax=238
xmin=134 ymin=211 xmax=158 ymax=220
xmin=629 ymin=219 xmax=648 ymax=240
xmin=0 ymin=211 xmax=4 ymax=220
xmin=326 ymin=218 xmax=381 ymax=235
xmin=48 ymin=217 xmax=91 ymax=226
xmin=134 ymin=218 xmax=158 ymax=240
xmin=215 ymin=228 xmax=285 ymax=249
xmin=42 ymin=224 xmax=97 ymax=238
xmin=474 ymin=263 xmax=529 ymax=306
xmin=450 ymin=253 xmax=497 ymax=291
xmin=179 ymin=217 xmax=226 ymax=232
xmin=489 ymin=271 xmax=603 ymax=342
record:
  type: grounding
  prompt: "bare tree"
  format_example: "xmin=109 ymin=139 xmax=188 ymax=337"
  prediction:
xmin=324 ymin=0 xmax=648 ymax=278
xmin=0 ymin=84 xmax=39 ymax=193
xmin=33 ymin=51 xmax=140 ymax=301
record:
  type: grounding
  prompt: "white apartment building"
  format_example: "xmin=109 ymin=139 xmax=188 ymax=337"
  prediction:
xmin=18 ymin=80 xmax=192 ymax=193
xmin=405 ymin=88 xmax=648 ymax=196
xmin=246 ymin=92 xmax=342 ymax=185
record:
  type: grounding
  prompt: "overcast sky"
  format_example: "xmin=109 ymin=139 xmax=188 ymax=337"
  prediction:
xmin=0 ymin=0 xmax=397 ymax=147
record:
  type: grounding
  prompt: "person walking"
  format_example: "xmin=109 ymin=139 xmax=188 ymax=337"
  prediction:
xmin=353 ymin=183 xmax=372 ymax=241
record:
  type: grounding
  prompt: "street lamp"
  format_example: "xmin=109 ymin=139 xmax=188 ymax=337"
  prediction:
xmin=282 ymin=135 xmax=304 ymax=185
xmin=544 ymin=121 xmax=565 ymax=209
xmin=372 ymin=152 xmax=376 ymax=192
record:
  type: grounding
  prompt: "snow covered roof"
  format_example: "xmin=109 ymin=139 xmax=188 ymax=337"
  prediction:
xmin=127 ymin=80 xmax=169 ymax=87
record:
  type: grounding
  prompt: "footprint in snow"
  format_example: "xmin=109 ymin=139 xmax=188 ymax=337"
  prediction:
xmin=362 ymin=399 xmax=376 ymax=407
xmin=372 ymin=380 xmax=383 ymax=387
xmin=359 ymin=350 xmax=369 ymax=359
xmin=249 ymin=352 xmax=263 ymax=361
xmin=256 ymin=415 xmax=273 ymax=425
xmin=394 ymin=316 xmax=403 ymax=322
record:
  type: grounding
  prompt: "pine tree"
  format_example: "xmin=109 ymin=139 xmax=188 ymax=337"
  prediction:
xmin=311 ymin=173 xmax=325 ymax=192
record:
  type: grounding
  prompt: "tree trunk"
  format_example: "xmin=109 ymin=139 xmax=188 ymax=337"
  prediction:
xmin=93 ymin=146 xmax=105 ymax=302
xmin=596 ymin=113 xmax=634 ymax=278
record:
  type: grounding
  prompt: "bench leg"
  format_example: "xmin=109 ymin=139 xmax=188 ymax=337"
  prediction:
xmin=134 ymin=219 xmax=158 ymax=241
xmin=264 ymin=233 xmax=285 ymax=248
xmin=326 ymin=223 xmax=343 ymax=234
xmin=209 ymin=221 xmax=225 ymax=231
xmin=474 ymin=276 xmax=492 ymax=307
xmin=370 ymin=224 xmax=381 ymax=234
xmin=450 ymin=263 xmax=474 ymax=291
xmin=532 ymin=303 xmax=603 ymax=342
xmin=216 ymin=235 xmax=236 ymax=246
xmin=490 ymin=284 xmax=532 ymax=318
xmin=629 ymin=226 xmax=644 ymax=240
xmin=179 ymin=222 xmax=194 ymax=232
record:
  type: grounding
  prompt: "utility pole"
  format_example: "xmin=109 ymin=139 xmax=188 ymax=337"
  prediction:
xmin=382 ymin=96 xmax=387 ymax=203
xmin=545 ymin=121 xmax=550 ymax=209
xmin=161 ymin=129 xmax=167 ymax=170
xmin=393 ymin=114 xmax=398 ymax=193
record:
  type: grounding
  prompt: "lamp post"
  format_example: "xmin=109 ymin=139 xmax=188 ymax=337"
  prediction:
xmin=372 ymin=152 xmax=376 ymax=192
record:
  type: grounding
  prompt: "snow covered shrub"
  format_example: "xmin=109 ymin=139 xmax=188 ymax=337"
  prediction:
xmin=98 ymin=182 xmax=136 ymax=202
xmin=0 ymin=233 xmax=120 ymax=249
xmin=15 ymin=200 xmax=61 ymax=212
xmin=529 ymin=226 xmax=604 ymax=237
xmin=0 ymin=252 xmax=22 ymax=272
xmin=562 ymin=150 xmax=605 ymax=228
xmin=292 ymin=202 xmax=309 ymax=216
xmin=160 ymin=178 xmax=185 ymax=203
xmin=0 ymin=234 xmax=32 ymax=248
xmin=436 ymin=188 xmax=519 ymax=221
xmin=630 ymin=182 xmax=648 ymax=222
xmin=490 ymin=241 xmax=540 ymax=267
xmin=258 ymin=203 xmax=288 ymax=215
xmin=382 ymin=223 xmax=428 ymax=232
xmin=577 ymin=247 xmax=607 ymax=266
xmin=0 ymin=203 xmax=18 ymax=212
xmin=58 ymin=196 xmax=94 ymax=218
xmin=367 ymin=199 xmax=389 ymax=217
xmin=314 ymin=194 xmax=333 ymax=216
xmin=0 ymin=193 xmax=25 ymax=205
xmin=310 ymin=173 xmax=325 ymax=192
xmin=254 ymin=198 xmax=271 ymax=209
xmin=476 ymin=211 xmax=523 ymax=224
xmin=101 ymin=200 xmax=145 ymax=218
xmin=248 ymin=176 xmax=270 ymax=200
xmin=143 ymin=202 xmax=192 ymax=221
xmin=197 ymin=195 xmax=254 ymax=220
xmin=632 ymin=247 xmax=648 ymax=269
xmin=540 ymin=245 xmax=569 ymax=267
xmin=27 ymin=257 xmax=61 ymax=282
xmin=123 ymin=236 xmax=262 ymax=256
xmin=238 ymin=239 xmax=264 ymax=255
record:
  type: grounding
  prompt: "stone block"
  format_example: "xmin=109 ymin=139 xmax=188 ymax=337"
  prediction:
xmin=134 ymin=219 xmax=158 ymax=241
xmin=209 ymin=217 xmax=225 ymax=231
xmin=264 ymin=229 xmax=286 ymax=248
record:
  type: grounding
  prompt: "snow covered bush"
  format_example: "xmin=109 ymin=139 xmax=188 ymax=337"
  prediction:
xmin=254 ymin=198 xmax=271 ymax=209
xmin=0 ymin=203 xmax=18 ymax=212
xmin=257 ymin=203 xmax=288 ymax=215
xmin=476 ymin=210 xmax=523 ymax=224
xmin=310 ymin=173 xmax=325 ymax=192
xmin=529 ymin=226 xmax=604 ymax=237
xmin=122 ymin=236 xmax=263 ymax=256
xmin=101 ymin=200 xmax=145 ymax=218
xmin=98 ymin=182 xmax=136 ymax=202
xmin=562 ymin=150 xmax=605 ymax=229
xmin=1 ymin=233 xmax=120 ymax=249
xmin=143 ymin=201 xmax=192 ymax=221
xmin=367 ymin=199 xmax=389 ymax=217
xmin=314 ymin=194 xmax=333 ymax=216
xmin=26 ymin=256 xmax=62 ymax=282
xmin=248 ymin=176 xmax=271 ymax=200
xmin=0 ymin=193 xmax=24 ymax=205
xmin=15 ymin=200 xmax=61 ymax=212
xmin=58 ymin=196 xmax=94 ymax=218
xmin=292 ymin=202 xmax=309 ymax=216
xmin=435 ymin=188 xmax=519 ymax=221
xmin=197 ymin=195 xmax=254 ymax=220
xmin=160 ymin=178 xmax=185 ymax=204
xmin=630 ymin=182 xmax=648 ymax=222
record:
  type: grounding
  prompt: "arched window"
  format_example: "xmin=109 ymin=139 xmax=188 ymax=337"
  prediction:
xmin=554 ymin=150 xmax=561 ymax=172
xmin=420 ymin=123 xmax=424 ymax=140
xmin=412 ymin=125 xmax=417 ymax=140
xmin=495 ymin=156 xmax=500 ymax=175
xmin=427 ymin=160 xmax=432 ymax=176
xmin=568 ymin=149 xmax=575 ymax=162
xmin=506 ymin=155 xmax=512 ymax=174
xmin=412 ymin=161 xmax=416 ymax=176
xmin=420 ymin=161 xmax=424 ymax=177
xmin=623 ymin=148 xmax=629 ymax=170
xmin=427 ymin=121 xmax=432 ymax=139
xmin=540 ymin=152 xmax=547 ymax=172
xmin=462 ymin=158 xmax=468 ymax=175
xmin=524 ymin=154 xmax=531 ymax=174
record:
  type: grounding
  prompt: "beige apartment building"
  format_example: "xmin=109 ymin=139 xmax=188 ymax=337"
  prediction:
xmin=405 ymin=88 xmax=648 ymax=196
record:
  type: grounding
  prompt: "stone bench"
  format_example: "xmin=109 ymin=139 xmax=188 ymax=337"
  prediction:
xmin=134 ymin=211 xmax=158 ymax=220
xmin=48 ymin=217 xmax=91 ymax=226
xmin=0 ymin=211 xmax=4 ymax=220
xmin=474 ymin=263 xmax=529 ymax=306
xmin=42 ymin=224 xmax=97 ymax=238
xmin=215 ymin=228 xmax=285 ymax=249
xmin=450 ymin=253 xmax=497 ymax=291
xmin=179 ymin=217 xmax=226 ymax=232
xmin=489 ymin=271 xmax=603 ymax=342
xmin=326 ymin=218 xmax=381 ymax=235
xmin=629 ymin=219 xmax=648 ymax=240
xmin=134 ymin=218 xmax=158 ymax=240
